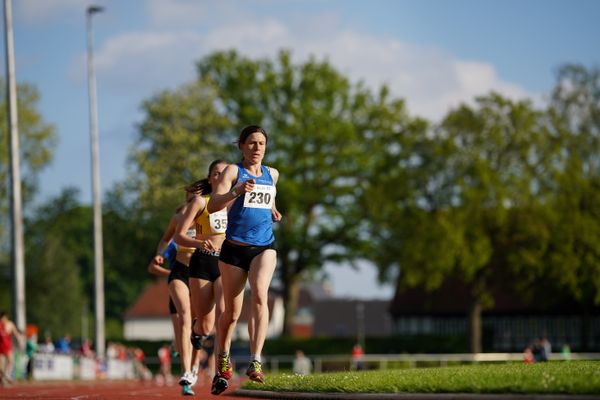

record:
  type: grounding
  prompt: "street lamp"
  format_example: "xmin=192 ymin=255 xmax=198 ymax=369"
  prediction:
xmin=4 ymin=0 xmax=26 ymax=333
xmin=86 ymin=4 xmax=105 ymax=359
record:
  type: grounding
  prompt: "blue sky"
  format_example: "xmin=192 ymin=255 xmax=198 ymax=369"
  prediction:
xmin=4 ymin=0 xmax=600 ymax=299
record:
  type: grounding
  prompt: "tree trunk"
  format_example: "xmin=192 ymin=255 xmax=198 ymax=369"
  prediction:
xmin=282 ymin=272 xmax=300 ymax=336
xmin=468 ymin=298 xmax=482 ymax=354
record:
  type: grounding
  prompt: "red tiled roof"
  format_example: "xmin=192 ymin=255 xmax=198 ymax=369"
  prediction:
xmin=124 ymin=280 xmax=171 ymax=318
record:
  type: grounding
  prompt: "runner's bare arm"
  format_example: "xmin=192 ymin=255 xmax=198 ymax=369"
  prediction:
xmin=208 ymin=164 xmax=253 ymax=213
xmin=173 ymin=196 xmax=206 ymax=249
xmin=270 ymin=168 xmax=282 ymax=222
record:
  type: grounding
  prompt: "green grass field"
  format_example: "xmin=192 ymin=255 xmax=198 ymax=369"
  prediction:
xmin=242 ymin=361 xmax=600 ymax=395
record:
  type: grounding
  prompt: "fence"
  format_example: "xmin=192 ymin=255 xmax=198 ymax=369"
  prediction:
xmin=22 ymin=352 xmax=600 ymax=380
xmin=26 ymin=354 xmax=134 ymax=380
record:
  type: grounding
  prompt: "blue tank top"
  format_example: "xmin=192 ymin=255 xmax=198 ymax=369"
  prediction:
xmin=226 ymin=163 xmax=275 ymax=246
xmin=163 ymin=241 xmax=177 ymax=268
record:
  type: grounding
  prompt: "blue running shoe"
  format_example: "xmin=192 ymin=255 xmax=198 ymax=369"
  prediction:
xmin=181 ymin=384 xmax=195 ymax=396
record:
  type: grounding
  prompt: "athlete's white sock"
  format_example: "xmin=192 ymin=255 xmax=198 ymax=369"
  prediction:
xmin=251 ymin=354 xmax=262 ymax=363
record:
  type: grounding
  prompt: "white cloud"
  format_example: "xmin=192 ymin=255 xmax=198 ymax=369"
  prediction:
xmin=145 ymin=0 xmax=246 ymax=29
xmin=145 ymin=0 xmax=211 ymax=27
xmin=70 ymin=30 xmax=203 ymax=95
xmin=17 ymin=0 xmax=94 ymax=24
xmin=71 ymin=7 xmax=537 ymax=121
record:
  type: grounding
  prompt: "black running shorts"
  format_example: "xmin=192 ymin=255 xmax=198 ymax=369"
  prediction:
xmin=219 ymin=240 xmax=275 ymax=272
xmin=168 ymin=260 xmax=189 ymax=286
xmin=189 ymin=249 xmax=221 ymax=282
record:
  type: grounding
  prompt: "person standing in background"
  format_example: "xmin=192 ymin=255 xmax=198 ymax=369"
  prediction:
xmin=0 ymin=311 xmax=23 ymax=386
xmin=25 ymin=333 xmax=38 ymax=380
xmin=352 ymin=343 xmax=365 ymax=370
xmin=293 ymin=350 xmax=312 ymax=376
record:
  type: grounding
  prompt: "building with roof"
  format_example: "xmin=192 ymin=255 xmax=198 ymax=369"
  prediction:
xmin=389 ymin=279 xmax=600 ymax=351
xmin=123 ymin=279 xmax=284 ymax=341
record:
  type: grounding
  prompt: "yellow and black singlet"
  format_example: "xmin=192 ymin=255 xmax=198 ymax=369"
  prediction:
xmin=194 ymin=195 xmax=227 ymax=237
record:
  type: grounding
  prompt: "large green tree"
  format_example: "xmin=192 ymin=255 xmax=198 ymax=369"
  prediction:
xmin=364 ymin=93 xmax=555 ymax=352
xmin=543 ymin=65 xmax=600 ymax=349
xmin=438 ymin=95 xmax=555 ymax=352
xmin=0 ymin=80 xmax=57 ymax=312
xmin=127 ymin=78 xmax=233 ymax=221
xmin=196 ymin=50 xmax=420 ymax=334
xmin=101 ymin=184 xmax=167 ymax=326
xmin=25 ymin=189 xmax=87 ymax=337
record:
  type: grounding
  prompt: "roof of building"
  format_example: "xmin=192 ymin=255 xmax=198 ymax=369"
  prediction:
xmin=124 ymin=279 xmax=280 ymax=322
xmin=124 ymin=280 xmax=171 ymax=318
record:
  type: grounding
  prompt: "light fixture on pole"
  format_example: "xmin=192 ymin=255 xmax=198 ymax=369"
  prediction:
xmin=86 ymin=4 xmax=105 ymax=359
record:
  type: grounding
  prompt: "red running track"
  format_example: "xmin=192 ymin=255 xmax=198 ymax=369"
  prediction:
xmin=0 ymin=376 xmax=257 ymax=399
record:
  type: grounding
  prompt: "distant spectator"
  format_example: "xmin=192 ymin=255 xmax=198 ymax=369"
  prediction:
xmin=561 ymin=343 xmax=571 ymax=361
xmin=352 ymin=343 xmax=365 ymax=370
xmin=523 ymin=346 xmax=534 ymax=364
xmin=293 ymin=350 xmax=312 ymax=376
xmin=157 ymin=344 xmax=173 ymax=385
xmin=541 ymin=336 xmax=552 ymax=360
xmin=80 ymin=339 xmax=94 ymax=358
xmin=55 ymin=334 xmax=71 ymax=354
xmin=133 ymin=347 xmax=152 ymax=381
xmin=0 ymin=311 xmax=23 ymax=385
xmin=532 ymin=338 xmax=547 ymax=362
xmin=39 ymin=334 xmax=54 ymax=354
xmin=25 ymin=333 xmax=38 ymax=379
xmin=106 ymin=342 xmax=117 ymax=359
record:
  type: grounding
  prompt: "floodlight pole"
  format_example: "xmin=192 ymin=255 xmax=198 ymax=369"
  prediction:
xmin=4 ymin=0 xmax=26 ymax=333
xmin=86 ymin=4 xmax=105 ymax=359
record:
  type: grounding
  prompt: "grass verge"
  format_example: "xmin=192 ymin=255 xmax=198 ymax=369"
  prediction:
xmin=242 ymin=361 xmax=600 ymax=395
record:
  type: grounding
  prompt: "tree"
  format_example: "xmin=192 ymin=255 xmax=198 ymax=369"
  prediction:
xmin=127 ymin=79 xmax=233 ymax=221
xmin=25 ymin=189 xmax=87 ymax=338
xmin=0 ymin=80 xmax=56 ymax=313
xmin=26 ymin=234 xmax=85 ymax=338
xmin=101 ymin=184 xmax=165 ymax=324
xmin=197 ymin=50 xmax=419 ymax=334
xmin=0 ymin=80 xmax=57 ymax=245
xmin=364 ymin=93 xmax=555 ymax=352
xmin=543 ymin=65 xmax=600 ymax=349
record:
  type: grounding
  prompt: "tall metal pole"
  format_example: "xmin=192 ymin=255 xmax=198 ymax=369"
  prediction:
xmin=4 ymin=0 xmax=25 ymax=333
xmin=86 ymin=5 xmax=105 ymax=359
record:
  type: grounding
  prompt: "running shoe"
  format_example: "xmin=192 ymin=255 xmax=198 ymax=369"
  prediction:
xmin=190 ymin=366 xmax=198 ymax=385
xmin=211 ymin=374 xmax=229 ymax=395
xmin=181 ymin=384 xmax=195 ymax=396
xmin=245 ymin=359 xmax=265 ymax=383
xmin=190 ymin=319 xmax=204 ymax=350
xmin=216 ymin=352 xmax=233 ymax=380
xmin=178 ymin=371 xmax=194 ymax=386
